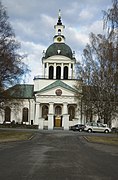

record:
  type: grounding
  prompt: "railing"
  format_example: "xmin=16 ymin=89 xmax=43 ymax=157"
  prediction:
xmin=33 ymin=75 xmax=77 ymax=80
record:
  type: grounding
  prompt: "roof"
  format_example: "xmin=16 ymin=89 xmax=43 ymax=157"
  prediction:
xmin=1 ymin=84 xmax=34 ymax=99
xmin=35 ymin=80 xmax=77 ymax=94
xmin=45 ymin=43 xmax=73 ymax=59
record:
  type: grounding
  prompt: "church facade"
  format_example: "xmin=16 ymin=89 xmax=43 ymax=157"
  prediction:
xmin=0 ymin=13 xmax=83 ymax=130
xmin=33 ymin=13 xmax=83 ymax=130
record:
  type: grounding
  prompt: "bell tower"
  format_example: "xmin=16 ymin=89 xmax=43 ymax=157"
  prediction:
xmin=41 ymin=10 xmax=76 ymax=80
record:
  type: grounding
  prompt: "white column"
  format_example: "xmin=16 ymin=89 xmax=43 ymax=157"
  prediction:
xmin=62 ymin=102 xmax=69 ymax=130
xmin=11 ymin=108 xmax=14 ymax=122
xmin=63 ymin=102 xmax=68 ymax=114
xmin=39 ymin=118 xmax=44 ymax=129
xmin=73 ymin=63 xmax=75 ymax=78
xmin=63 ymin=114 xmax=69 ymax=130
xmin=46 ymin=62 xmax=49 ymax=78
xmin=48 ymin=102 xmax=54 ymax=130
xmin=54 ymin=63 xmax=56 ymax=79
xmin=48 ymin=115 xmax=54 ymax=130
xmin=35 ymin=103 xmax=41 ymax=125
xmin=42 ymin=63 xmax=45 ymax=78
xmin=49 ymin=102 xmax=54 ymax=114
xmin=29 ymin=99 xmax=35 ymax=124
xmin=69 ymin=63 xmax=71 ymax=79
xmin=61 ymin=63 xmax=63 ymax=79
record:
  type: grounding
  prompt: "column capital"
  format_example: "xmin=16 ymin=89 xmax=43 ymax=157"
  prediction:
xmin=63 ymin=102 xmax=68 ymax=105
xmin=49 ymin=102 xmax=54 ymax=105
xmin=36 ymin=102 xmax=40 ymax=105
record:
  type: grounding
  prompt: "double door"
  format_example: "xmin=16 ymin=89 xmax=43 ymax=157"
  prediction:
xmin=54 ymin=116 xmax=62 ymax=127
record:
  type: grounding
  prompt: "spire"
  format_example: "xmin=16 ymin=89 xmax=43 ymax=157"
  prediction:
xmin=54 ymin=10 xmax=65 ymax=43
xmin=58 ymin=9 xmax=61 ymax=18
xmin=57 ymin=9 xmax=62 ymax=25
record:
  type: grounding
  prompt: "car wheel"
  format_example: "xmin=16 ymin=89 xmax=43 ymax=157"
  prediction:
xmin=88 ymin=129 xmax=92 ymax=133
xmin=79 ymin=128 xmax=82 ymax=132
xmin=104 ymin=129 xmax=109 ymax=133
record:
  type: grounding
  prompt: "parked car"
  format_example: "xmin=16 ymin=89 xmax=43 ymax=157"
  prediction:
xmin=111 ymin=127 xmax=118 ymax=133
xmin=70 ymin=124 xmax=85 ymax=132
xmin=84 ymin=122 xmax=111 ymax=133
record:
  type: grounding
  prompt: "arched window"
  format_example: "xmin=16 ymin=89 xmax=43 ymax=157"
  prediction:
xmin=49 ymin=66 xmax=54 ymax=79
xmin=64 ymin=66 xmax=68 ymax=79
xmin=22 ymin=108 xmax=28 ymax=122
xmin=58 ymin=29 xmax=61 ymax=35
xmin=55 ymin=106 xmax=62 ymax=116
xmin=42 ymin=105 xmax=48 ymax=120
xmin=68 ymin=106 xmax=75 ymax=121
xmin=5 ymin=106 xmax=11 ymax=122
xmin=56 ymin=66 xmax=61 ymax=79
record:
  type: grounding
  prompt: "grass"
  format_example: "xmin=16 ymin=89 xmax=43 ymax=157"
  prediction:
xmin=85 ymin=136 xmax=118 ymax=146
xmin=0 ymin=130 xmax=34 ymax=142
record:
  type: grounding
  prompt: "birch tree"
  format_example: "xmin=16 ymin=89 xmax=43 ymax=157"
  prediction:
xmin=0 ymin=1 xmax=29 ymax=110
xmin=76 ymin=0 xmax=118 ymax=124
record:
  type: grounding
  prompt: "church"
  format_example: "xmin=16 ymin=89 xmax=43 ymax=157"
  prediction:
xmin=0 ymin=12 xmax=117 ymax=129
xmin=0 ymin=12 xmax=83 ymax=130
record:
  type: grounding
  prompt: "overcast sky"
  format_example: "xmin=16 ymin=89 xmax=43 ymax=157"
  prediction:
xmin=2 ymin=0 xmax=112 ymax=83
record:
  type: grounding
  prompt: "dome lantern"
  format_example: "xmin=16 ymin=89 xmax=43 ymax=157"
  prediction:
xmin=54 ymin=9 xmax=65 ymax=43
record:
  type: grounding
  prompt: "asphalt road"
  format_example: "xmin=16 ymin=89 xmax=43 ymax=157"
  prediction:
xmin=0 ymin=130 xmax=118 ymax=180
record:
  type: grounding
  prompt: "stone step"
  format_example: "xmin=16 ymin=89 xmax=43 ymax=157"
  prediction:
xmin=53 ymin=127 xmax=64 ymax=130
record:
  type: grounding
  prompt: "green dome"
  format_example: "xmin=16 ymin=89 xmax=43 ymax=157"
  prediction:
xmin=45 ymin=43 xmax=73 ymax=59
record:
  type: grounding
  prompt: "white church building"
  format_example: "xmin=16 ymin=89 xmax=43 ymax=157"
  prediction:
xmin=0 ymin=12 xmax=117 ymax=129
xmin=0 ymin=12 xmax=83 ymax=130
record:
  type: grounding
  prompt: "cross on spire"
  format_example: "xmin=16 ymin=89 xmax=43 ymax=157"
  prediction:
xmin=57 ymin=9 xmax=62 ymax=25
xmin=58 ymin=9 xmax=61 ymax=18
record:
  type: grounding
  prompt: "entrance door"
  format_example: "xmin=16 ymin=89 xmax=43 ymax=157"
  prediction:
xmin=54 ymin=106 xmax=62 ymax=127
xmin=55 ymin=116 xmax=61 ymax=127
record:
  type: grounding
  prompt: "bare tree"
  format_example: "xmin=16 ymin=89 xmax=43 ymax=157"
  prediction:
xmin=103 ymin=0 xmax=118 ymax=40
xmin=76 ymin=0 xmax=118 ymax=125
xmin=0 ymin=1 xmax=29 ymax=109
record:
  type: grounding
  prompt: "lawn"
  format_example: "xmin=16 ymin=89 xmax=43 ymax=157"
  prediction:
xmin=85 ymin=136 xmax=118 ymax=145
xmin=0 ymin=130 xmax=34 ymax=142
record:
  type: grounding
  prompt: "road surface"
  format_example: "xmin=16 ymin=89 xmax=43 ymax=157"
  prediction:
xmin=0 ymin=130 xmax=117 ymax=180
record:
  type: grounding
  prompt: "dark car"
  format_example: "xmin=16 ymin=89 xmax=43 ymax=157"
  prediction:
xmin=111 ymin=127 xmax=118 ymax=133
xmin=70 ymin=124 xmax=85 ymax=132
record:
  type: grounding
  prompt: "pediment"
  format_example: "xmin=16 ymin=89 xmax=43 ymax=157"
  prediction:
xmin=34 ymin=80 xmax=77 ymax=96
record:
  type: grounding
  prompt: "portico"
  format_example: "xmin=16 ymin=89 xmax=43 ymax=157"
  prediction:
xmin=34 ymin=97 xmax=79 ymax=130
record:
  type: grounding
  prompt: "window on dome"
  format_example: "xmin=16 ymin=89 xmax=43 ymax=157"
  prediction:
xmin=49 ymin=66 xmax=54 ymax=79
xmin=64 ymin=66 xmax=68 ymax=79
xmin=56 ymin=66 xmax=61 ymax=79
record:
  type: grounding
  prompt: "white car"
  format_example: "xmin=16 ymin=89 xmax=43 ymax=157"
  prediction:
xmin=84 ymin=122 xmax=111 ymax=133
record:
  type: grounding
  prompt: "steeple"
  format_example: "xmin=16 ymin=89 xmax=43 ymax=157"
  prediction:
xmin=42 ymin=10 xmax=76 ymax=81
xmin=57 ymin=9 xmax=62 ymax=25
xmin=54 ymin=10 xmax=65 ymax=43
